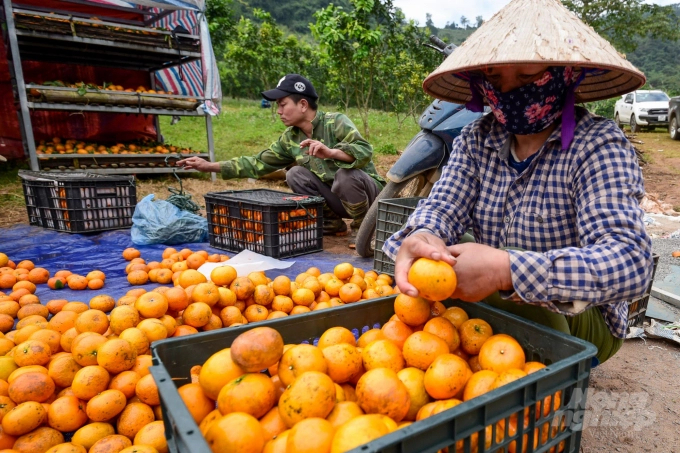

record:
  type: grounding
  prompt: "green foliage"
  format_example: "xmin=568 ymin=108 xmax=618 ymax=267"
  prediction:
xmin=562 ymin=0 xmax=680 ymax=53
xmin=584 ymin=98 xmax=618 ymax=119
xmin=205 ymin=0 xmax=237 ymax=53
xmin=311 ymin=0 xmax=440 ymax=137
xmin=376 ymin=143 xmax=398 ymax=155
xmin=218 ymin=10 xmax=325 ymax=100
xmin=231 ymin=0 xmax=351 ymax=34
xmin=627 ymin=38 xmax=680 ymax=95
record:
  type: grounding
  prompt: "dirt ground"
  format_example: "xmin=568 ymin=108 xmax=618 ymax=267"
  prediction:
xmin=4 ymin=134 xmax=680 ymax=452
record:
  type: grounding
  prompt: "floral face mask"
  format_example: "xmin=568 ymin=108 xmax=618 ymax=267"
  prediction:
xmin=466 ymin=66 xmax=584 ymax=150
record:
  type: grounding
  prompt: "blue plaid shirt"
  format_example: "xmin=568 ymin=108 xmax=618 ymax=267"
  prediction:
xmin=383 ymin=107 xmax=653 ymax=339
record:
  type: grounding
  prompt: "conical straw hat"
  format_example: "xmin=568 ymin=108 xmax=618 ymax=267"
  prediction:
xmin=423 ymin=0 xmax=645 ymax=104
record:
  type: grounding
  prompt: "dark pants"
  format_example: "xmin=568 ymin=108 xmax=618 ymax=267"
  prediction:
xmin=286 ymin=166 xmax=381 ymax=218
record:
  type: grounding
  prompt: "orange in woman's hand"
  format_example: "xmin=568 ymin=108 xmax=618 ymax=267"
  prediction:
xmin=407 ymin=258 xmax=457 ymax=301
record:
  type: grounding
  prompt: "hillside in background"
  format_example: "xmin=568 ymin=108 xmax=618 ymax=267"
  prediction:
xmin=232 ymin=0 xmax=350 ymax=33
xmin=231 ymin=0 xmax=680 ymax=94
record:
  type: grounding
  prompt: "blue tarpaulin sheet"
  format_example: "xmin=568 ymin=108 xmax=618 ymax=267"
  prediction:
xmin=0 ymin=225 xmax=374 ymax=304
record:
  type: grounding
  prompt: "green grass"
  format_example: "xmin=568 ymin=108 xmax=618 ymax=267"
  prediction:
xmin=159 ymin=98 xmax=420 ymax=160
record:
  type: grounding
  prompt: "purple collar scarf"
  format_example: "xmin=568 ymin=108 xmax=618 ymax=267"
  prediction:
xmin=464 ymin=66 xmax=585 ymax=150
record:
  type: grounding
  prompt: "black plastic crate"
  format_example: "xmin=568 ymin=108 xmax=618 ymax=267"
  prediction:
xmin=627 ymin=253 xmax=660 ymax=329
xmin=18 ymin=170 xmax=136 ymax=233
xmin=150 ymin=297 xmax=597 ymax=453
xmin=204 ymin=189 xmax=323 ymax=258
xmin=373 ymin=197 xmax=424 ymax=275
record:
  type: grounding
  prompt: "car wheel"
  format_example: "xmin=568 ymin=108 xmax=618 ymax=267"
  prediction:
xmin=670 ymin=117 xmax=680 ymax=140
xmin=615 ymin=114 xmax=622 ymax=129
xmin=630 ymin=116 xmax=640 ymax=133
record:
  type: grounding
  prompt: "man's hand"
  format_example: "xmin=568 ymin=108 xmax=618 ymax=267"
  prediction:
xmin=300 ymin=139 xmax=355 ymax=163
xmin=300 ymin=139 xmax=335 ymax=159
xmin=446 ymin=243 xmax=513 ymax=302
xmin=175 ymin=156 xmax=220 ymax=173
xmin=394 ymin=231 xmax=456 ymax=297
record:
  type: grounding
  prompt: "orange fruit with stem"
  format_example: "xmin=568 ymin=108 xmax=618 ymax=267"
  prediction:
xmin=278 ymin=344 xmax=328 ymax=386
xmin=97 ymin=339 xmax=137 ymax=374
xmin=459 ymin=318 xmax=494 ymax=355
xmin=407 ymin=258 xmax=457 ymax=301
xmin=478 ymin=334 xmax=526 ymax=374
xmin=217 ymin=372 xmax=277 ymax=419
xmin=47 ymin=395 xmax=88 ymax=432
xmin=198 ymin=348 xmax=245 ymax=400
xmin=338 ymin=283 xmax=362 ymax=303
xmin=192 ymin=282 xmax=220 ymax=306
xmin=2 ymin=400 xmax=47 ymax=436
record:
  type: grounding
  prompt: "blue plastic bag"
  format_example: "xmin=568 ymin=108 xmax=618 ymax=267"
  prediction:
xmin=131 ymin=194 xmax=208 ymax=245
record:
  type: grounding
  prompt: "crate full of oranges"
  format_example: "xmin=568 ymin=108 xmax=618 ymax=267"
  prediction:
xmin=204 ymin=189 xmax=324 ymax=259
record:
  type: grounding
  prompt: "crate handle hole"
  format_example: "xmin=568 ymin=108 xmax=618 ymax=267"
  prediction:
xmin=186 ymin=430 xmax=194 ymax=435
xmin=160 ymin=378 xmax=166 ymax=382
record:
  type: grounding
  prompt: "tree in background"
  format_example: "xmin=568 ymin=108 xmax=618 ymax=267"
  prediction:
xmin=475 ymin=15 xmax=483 ymax=28
xmin=563 ymin=0 xmax=680 ymax=53
xmin=459 ymin=16 xmax=469 ymax=29
xmin=312 ymin=0 xmax=440 ymax=137
xmin=218 ymin=10 xmax=324 ymax=100
xmin=425 ymin=13 xmax=435 ymax=29
xmin=205 ymin=0 xmax=237 ymax=54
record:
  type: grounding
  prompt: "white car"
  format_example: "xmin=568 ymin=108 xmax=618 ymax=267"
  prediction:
xmin=614 ymin=90 xmax=670 ymax=132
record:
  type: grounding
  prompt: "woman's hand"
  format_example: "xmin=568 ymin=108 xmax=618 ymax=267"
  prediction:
xmin=394 ymin=232 xmax=456 ymax=297
xmin=446 ymin=243 xmax=513 ymax=302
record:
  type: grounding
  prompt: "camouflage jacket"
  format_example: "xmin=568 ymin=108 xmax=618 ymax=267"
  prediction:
xmin=219 ymin=111 xmax=385 ymax=187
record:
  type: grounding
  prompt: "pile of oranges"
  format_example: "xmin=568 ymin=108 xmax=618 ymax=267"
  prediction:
xmin=187 ymin=298 xmax=566 ymax=453
xmin=0 ymin=253 xmax=104 ymax=293
xmin=121 ymin=246 xmax=400 ymax=326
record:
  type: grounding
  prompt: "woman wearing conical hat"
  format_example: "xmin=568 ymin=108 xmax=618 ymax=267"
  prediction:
xmin=384 ymin=0 xmax=653 ymax=364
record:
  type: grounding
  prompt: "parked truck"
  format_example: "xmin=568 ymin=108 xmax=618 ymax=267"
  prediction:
xmin=614 ymin=90 xmax=670 ymax=133
xmin=667 ymin=96 xmax=680 ymax=140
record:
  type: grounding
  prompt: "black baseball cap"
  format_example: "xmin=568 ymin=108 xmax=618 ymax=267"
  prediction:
xmin=262 ymin=74 xmax=318 ymax=101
